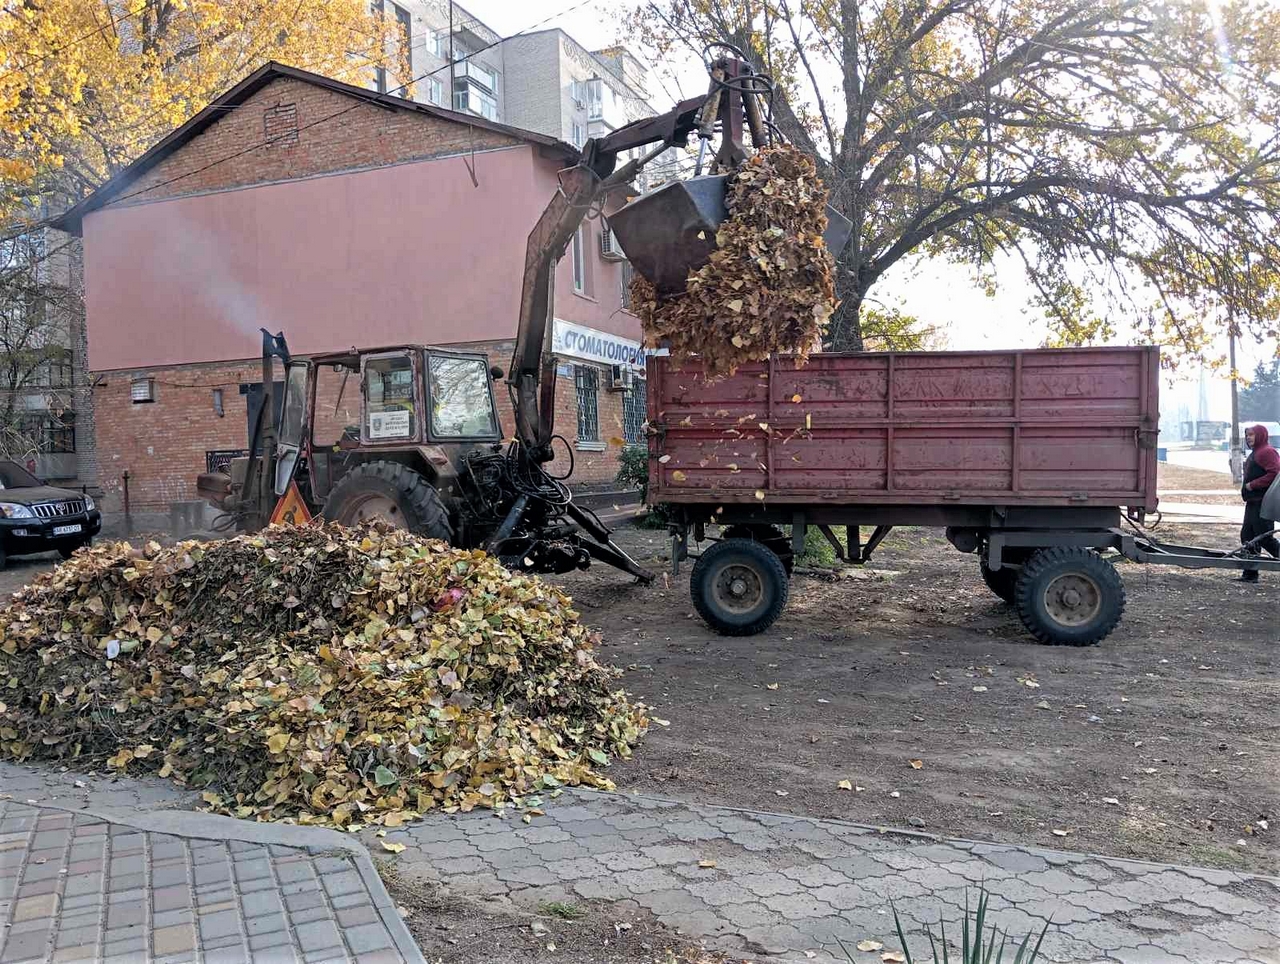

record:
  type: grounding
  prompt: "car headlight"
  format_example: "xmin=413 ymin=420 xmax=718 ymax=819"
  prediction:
xmin=84 ymin=495 xmax=96 ymax=512
xmin=0 ymin=503 xmax=34 ymax=519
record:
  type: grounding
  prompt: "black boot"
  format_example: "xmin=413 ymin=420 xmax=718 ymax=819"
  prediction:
xmin=1238 ymin=570 xmax=1260 ymax=583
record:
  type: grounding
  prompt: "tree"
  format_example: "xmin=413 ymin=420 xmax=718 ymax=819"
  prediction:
xmin=1 ymin=0 xmax=403 ymax=221
xmin=630 ymin=0 xmax=1280 ymax=361
xmin=1240 ymin=360 xmax=1280 ymax=423
xmin=0 ymin=233 xmax=79 ymax=463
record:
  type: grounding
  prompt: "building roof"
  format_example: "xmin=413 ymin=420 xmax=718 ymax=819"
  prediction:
xmin=53 ymin=61 xmax=579 ymax=235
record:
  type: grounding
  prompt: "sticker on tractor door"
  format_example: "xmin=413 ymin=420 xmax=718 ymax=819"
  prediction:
xmin=368 ymin=409 xmax=412 ymax=439
xmin=270 ymin=482 xmax=314 ymax=526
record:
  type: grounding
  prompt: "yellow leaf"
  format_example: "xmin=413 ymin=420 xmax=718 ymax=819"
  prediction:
xmin=837 ymin=779 xmax=853 ymax=791
xmin=908 ymin=759 xmax=923 ymax=769
xmin=133 ymin=744 xmax=156 ymax=759
xmin=380 ymin=840 xmax=406 ymax=853
xmin=672 ymin=470 xmax=688 ymax=482
xmin=267 ymin=733 xmax=290 ymax=754
xmin=791 ymin=394 xmax=803 ymax=403
xmin=766 ymin=683 xmax=778 ymax=690
xmin=697 ymin=859 xmax=717 ymax=868
xmin=726 ymin=299 xmax=743 ymax=313
xmin=754 ymin=490 xmax=766 ymax=501
xmin=856 ymin=940 xmax=883 ymax=952
xmin=883 ymin=953 xmax=906 ymax=963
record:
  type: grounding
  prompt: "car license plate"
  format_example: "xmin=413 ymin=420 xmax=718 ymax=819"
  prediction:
xmin=53 ymin=524 xmax=82 ymax=537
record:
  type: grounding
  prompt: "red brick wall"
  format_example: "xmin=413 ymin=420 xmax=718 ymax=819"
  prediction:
xmin=93 ymin=343 xmax=632 ymax=513
xmin=116 ymin=77 xmax=523 ymax=207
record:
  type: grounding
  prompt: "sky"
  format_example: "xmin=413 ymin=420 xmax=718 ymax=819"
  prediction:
xmin=463 ymin=0 xmax=1276 ymax=421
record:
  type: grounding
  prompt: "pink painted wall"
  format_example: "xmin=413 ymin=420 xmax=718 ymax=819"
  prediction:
xmin=82 ymin=145 xmax=641 ymax=371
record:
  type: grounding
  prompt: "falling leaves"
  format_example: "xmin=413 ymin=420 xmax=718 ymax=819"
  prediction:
xmin=629 ymin=145 xmax=837 ymax=377
xmin=0 ymin=524 xmax=651 ymax=827
xmin=908 ymin=759 xmax=923 ymax=770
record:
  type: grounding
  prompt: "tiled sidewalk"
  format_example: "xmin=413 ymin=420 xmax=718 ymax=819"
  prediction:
xmin=0 ymin=799 xmax=423 ymax=964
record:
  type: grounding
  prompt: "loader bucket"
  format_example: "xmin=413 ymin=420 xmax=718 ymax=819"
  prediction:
xmin=609 ymin=175 xmax=854 ymax=296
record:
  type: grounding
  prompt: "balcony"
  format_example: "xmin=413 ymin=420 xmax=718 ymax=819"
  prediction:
xmin=452 ymin=59 xmax=497 ymax=93
xmin=453 ymin=80 xmax=498 ymax=121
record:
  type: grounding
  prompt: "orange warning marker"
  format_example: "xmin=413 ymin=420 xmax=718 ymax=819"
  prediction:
xmin=269 ymin=481 xmax=314 ymax=526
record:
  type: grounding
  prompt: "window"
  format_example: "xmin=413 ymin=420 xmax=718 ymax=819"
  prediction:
xmin=14 ymin=413 xmax=74 ymax=454
xmin=429 ymin=76 xmax=443 ymax=105
xmin=586 ymin=77 xmax=604 ymax=119
xmin=428 ymin=356 xmax=499 ymax=438
xmin=623 ymin=378 xmax=647 ymax=444
xmin=34 ymin=349 xmax=72 ymax=388
xmin=363 ymin=353 xmax=417 ymax=441
xmin=620 ymin=261 xmax=635 ymax=311
xmin=574 ymin=366 xmax=599 ymax=443
xmin=571 ymin=121 xmax=585 ymax=148
xmin=370 ymin=0 xmax=387 ymax=92
xmin=453 ymin=82 xmax=497 ymax=120
xmin=571 ymin=226 xmax=585 ymax=293
xmin=432 ymin=31 xmax=447 ymax=58
xmin=393 ymin=3 xmax=412 ymax=96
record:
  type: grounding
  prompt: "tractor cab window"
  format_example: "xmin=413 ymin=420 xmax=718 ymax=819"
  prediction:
xmin=428 ymin=355 xmax=499 ymax=439
xmin=363 ymin=353 xmax=418 ymax=442
xmin=275 ymin=361 xmax=309 ymax=496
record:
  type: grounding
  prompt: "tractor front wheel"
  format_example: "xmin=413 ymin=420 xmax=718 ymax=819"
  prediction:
xmin=323 ymin=461 xmax=453 ymax=542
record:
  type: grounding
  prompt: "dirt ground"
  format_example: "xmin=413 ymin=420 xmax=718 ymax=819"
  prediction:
xmin=1157 ymin=460 xmax=1235 ymax=492
xmin=380 ymin=862 xmax=729 ymax=964
xmin=555 ymin=521 xmax=1278 ymax=877
xmin=2 ymin=508 xmax=1274 ymax=886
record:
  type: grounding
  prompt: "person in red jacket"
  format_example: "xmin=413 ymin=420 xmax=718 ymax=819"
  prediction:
xmin=1239 ymin=424 xmax=1280 ymax=583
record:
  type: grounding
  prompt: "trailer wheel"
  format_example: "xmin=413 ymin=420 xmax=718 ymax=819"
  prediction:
xmin=978 ymin=549 xmax=1030 ymax=604
xmin=722 ymin=524 xmax=794 ymax=574
xmin=691 ymin=538 xmax=789 ymax=636
xmin=323 ymin=461 xmax=453 ymax=542
xmin=1014 ymin=547 xmax=1125 ymax=646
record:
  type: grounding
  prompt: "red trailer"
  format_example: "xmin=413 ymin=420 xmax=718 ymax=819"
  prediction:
xmin=647 ymin=346 xmax=1277 ymax=645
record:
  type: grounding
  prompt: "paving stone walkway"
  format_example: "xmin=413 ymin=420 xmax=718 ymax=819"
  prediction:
xmin=379 ymin=789 xmax=1280 ymax=964
xmin=0 ymin=770 xmax=423 ymax=964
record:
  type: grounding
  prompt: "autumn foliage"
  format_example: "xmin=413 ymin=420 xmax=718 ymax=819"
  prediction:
xmin=630 ymin=145 xmax=837 ymax=376
xmin=0 ymin=525 xmax=649 ymax=826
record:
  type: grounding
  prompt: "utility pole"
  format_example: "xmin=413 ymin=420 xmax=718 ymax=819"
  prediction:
xmin=448 ymin=0 xmax=455 ymax=108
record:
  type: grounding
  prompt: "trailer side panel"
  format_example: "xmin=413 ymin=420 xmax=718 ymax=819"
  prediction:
xmin=647 ymin=347 xmax=1159 ymax=509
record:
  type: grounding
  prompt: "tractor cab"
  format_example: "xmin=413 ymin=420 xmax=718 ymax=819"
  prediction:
xmin=199 ymin=338 xmax=505 ymax=542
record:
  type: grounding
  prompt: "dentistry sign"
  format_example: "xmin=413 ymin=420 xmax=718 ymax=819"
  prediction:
xmin=552 ymin=319 xmax=649 ymax=371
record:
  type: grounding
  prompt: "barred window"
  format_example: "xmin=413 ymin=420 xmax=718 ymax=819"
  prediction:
xmin=574 ymin=365 xmax=599 ymax=442
xmin=623 ymin=377 xmax=647 ymax=444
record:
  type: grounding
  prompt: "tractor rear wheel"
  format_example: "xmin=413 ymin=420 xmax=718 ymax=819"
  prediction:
xmin=323 ymin=461 xmax=453 ymax=542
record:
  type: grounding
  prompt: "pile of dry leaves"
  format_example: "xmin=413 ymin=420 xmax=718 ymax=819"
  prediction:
xmin=0 ymin=525 xmax=648 ymax=827
xmin=630 ymin=144 xmax=837 ymax=377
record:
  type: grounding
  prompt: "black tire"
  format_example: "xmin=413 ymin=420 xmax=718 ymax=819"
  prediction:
xmin=322 ymin=461 xmax=453 ymax=542
xmin=978 ymin=549 xmax=1030 ymax=604
xmin=722 ymin=524 xmax=794 ymax=574
xmin=691 ymin=537 xmax=789 ymax=636
xmin=0 ymin=546 xmax=7 ymax=568
xmin=979 ymin=557 xmax=1018 ymax=603
xmin=1014 ymin=547 xmax=1125 ymax=646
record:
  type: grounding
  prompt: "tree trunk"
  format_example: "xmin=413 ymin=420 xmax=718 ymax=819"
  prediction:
xmin=826 ymin=266 xmax=864 ymax=351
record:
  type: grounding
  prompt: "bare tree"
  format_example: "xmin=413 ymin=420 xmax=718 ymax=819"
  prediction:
xmin=631 ymin=0 xmax=1280 ymax=360
xmin=0 ymin=233 xmax=80 ymax=467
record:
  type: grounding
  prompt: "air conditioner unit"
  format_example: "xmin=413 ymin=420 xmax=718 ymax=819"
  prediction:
xmin=606 ymin=365 xmax=633 ymax=392
xmin=599 ymin=225 xmax=627 ymax=261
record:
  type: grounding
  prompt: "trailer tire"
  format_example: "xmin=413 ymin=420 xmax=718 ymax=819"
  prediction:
xmin=691 ymin=537 xmax=789 ymax=636
xmin=978 ymin=549 xmax=1030 ymax=604
xmin=323 ymin=461 xmax=453 ymax=542
xmin=1014 ymin=547 xmax=1124 ymax=646
xmin=722 ymin=525 xmax=794 ymax=574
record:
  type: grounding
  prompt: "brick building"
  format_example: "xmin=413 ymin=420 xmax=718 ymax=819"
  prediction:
xmin=55 ymin=63 xmax=650 ymax=519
